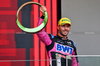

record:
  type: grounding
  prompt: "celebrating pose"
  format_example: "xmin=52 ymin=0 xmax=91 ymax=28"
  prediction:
xmin=37 ymin=6 xmax=79 ymax=66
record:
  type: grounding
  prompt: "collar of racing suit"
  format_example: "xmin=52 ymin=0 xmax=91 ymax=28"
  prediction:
xmin=56 ymin=35 xmax=68 ymax=40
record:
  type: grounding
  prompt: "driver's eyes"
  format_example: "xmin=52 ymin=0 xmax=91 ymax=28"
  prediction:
xmin=62 ymin=25 xmax=65 ymax=27
xmin=62 ymin=25 xmax=70 ymax=27
xmin=67 ymin=25 xmax=70 ymax=27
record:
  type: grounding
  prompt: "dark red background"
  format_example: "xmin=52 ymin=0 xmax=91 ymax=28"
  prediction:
xmin=0 ymin=0 xmax=61 ymax=66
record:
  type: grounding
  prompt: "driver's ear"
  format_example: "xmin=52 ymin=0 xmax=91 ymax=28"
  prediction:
xmin=57 ymin=25 xmax=60 ymax=30
xmin=69 ymin=26 xmax=71 ymax=30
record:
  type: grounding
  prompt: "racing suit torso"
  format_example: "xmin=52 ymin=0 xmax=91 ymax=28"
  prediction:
xmin=37 ymin=17 xmax=79 ymax=66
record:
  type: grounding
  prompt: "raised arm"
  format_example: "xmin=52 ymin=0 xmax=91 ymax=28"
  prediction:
xmin=37 ymin=6 xmax=52 ymax=46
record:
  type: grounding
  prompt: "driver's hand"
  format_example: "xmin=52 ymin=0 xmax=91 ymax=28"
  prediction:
xmin=40 ymin=6 xmax=47 ymax=16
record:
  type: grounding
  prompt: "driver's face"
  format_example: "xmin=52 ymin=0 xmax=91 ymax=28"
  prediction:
xmin=57 ymin=24 xmax=71 ymax=36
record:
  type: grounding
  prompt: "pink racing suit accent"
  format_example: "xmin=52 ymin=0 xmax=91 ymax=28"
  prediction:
xmin=37 ymin=18 xmax=52 ymax=46
xmin=37 ymin=17 xmax=79 ymax=66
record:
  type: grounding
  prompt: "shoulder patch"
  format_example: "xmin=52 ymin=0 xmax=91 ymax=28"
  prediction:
xmin=51 ymin=34 xmax=54 ymax=38
xmin=72 ymin=41 xmax=76 ymax=47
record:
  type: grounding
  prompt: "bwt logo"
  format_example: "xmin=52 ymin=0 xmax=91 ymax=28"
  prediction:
xmin=56 ymin=44 xmax=73 ymax=54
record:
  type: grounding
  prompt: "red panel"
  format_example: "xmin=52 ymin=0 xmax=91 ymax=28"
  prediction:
xmin=0 ymin=11 xmax=16 ymax=15
xmin=46 ymin=0 xmax=51 ymax=34
xmin=30 ymin=48 xmax=34 ymax=66
xmin=11 ymin=62 xmax=25 ymax=66
xmin=0 ymin=34 xmax=16 ymax=48
xmin=0 ymin=30 xmax=15 ymax=34
xmin=40 ymin=0 xmax=46 ymax=66
xmin=0 ymin=48 xmax=25 ymax=60
xmin=0 ymin=22 xmax=7 ymax=29
xmin=0 ymin=62 xmax=11 ymax=66
xmin=0 ymin=39 xmax=9 ymax=45
xmin=32 ymin=0 xmax=39 ymax=66
xmin=0 ymin=0 xmax=18 ymax=11
xmin=33 ymin=34 xmax=39 ymax=66
xmin=52 ymin=0 xmax=57 ymax=35
xmin=0 ymin=15 xmax=22 ymax=32
xmin=0 ymin=0 xmax=11 ymax=7
xmin=46 ymin=0 xmax=51 ymax=66
xmin=40 ymin=41 xmax=45 ymax=66
xmin=0 ymin=16 xmax=17 ymax=48
xmin=0 ymin=48 xmax=16 ymax=56
xmin=0 ymin=34 xmax=7 ymax=39
xmin=46 ymin=51 xmax=49 ymax=66
xmin=0 ymin=49 xmax=25 ymax=66
xmin=9 ymin=49 xmax=26 ymax=66
xmin=0 ymin=0 xmax=26 ymax=66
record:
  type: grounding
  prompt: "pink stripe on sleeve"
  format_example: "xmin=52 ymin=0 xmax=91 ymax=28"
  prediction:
xmin=37 ymin=18 xmax=52 ymax=46
xmin=72 ymin=51 xmax=79 ymax=66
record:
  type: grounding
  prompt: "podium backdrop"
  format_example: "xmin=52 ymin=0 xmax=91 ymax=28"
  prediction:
xmin=0 ymin=0 xmax=61 ymax=66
